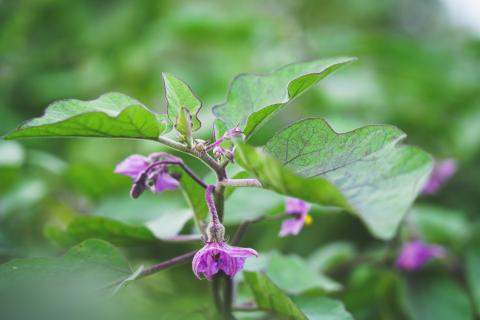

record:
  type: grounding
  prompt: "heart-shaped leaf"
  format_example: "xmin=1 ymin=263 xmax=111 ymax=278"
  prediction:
xmin=235 ymin=118 xmax=433 ymax=239
xmin=163 ymin=73 xmax=202 ymax=134
xmin=212 ymin=57 xmax=356 ymax=138
xmin=243 ymin=272 xmax=351 ymax=319
xmin=4 ymin=93 xmax=170 ymax=140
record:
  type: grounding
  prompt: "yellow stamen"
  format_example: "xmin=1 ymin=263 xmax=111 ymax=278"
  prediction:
xmin=304 ymin=213 xmax=313 ymax=225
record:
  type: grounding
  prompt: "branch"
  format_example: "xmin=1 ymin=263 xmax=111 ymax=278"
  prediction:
xmin=161 ymin=234 xmax=202 ymax=242
xmin=218 ymin=179 xmax=262 ymax=188
xmin=137 ymin=250 xmax=196 ymax=279
xmin=167 ymin=161 xmax=207 ymax=189
xmin=232 ymin=213 xmax=286 ymax=245
xmin=157 ymin=136 xmax=226 ymax=180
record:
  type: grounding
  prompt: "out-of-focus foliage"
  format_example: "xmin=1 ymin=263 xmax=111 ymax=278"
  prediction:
xmin=1 ymin=0 xmax=479 ymax=319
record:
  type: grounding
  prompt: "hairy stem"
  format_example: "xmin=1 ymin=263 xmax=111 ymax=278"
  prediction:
xmin=161 ymin=234 xmax=202 ymax=242
xmin=152 ymin=160 xmax=207 ymax=189
xmin=205 ymin=185 xmax=220 ymax=225
xmin=157 ymin=136 xmax=225 ymax=180
xmin=218 ymin=178 xmax=262 ymax=188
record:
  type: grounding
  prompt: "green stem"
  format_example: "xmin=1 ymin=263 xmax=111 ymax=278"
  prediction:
xmin=212 ymin=276 xmax=224 ymax=316
xmin=157 ymin=136 xmax=225 ymax=180
xmin=158 ymin=135 xmax=230 ymax=317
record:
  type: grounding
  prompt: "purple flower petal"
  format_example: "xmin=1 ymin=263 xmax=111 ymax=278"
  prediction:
xmin=279 ymin=218 xmax=305 ymax=237
xmin=114 ymin=155 xmax=150 ymax=178
xmin=150 ymin=172 xmax=180 ymax=192
xmin=192 ymin=241 xmax=257 ymax=281
xmin=279 ymin=198 xmax=310 ymax=237
xmin=422 ymin=159 xmax=457 ymax=195
xmin=395 ymin=240 xmax=445 ymax=271
xmin=286 ymin=198 xmax=310 ymax=215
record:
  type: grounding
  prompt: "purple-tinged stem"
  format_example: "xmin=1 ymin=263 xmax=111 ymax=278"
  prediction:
xmin=218 ymin=179 xmax=262 ymax=188
xmin=206 ymin=185 xmax=220 ymax=225
xmin=157 ymin=136 xmax=225 ymax=180
xmin=233 ymin=213 xmax=287 ymax=245
xmin=137 ymin=251 xmax=196 ymax=279
xmin=148 ymin=160 xmax=207 ymax=189
xmin=206 ymin=138 xmax=224 ymax=151
xmin=232 ymin=303 xmax=257 ymax=312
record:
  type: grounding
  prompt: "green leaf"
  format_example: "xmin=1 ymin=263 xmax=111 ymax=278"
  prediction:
xmin=411 ymin=205 xmax=471 ymax=248
xmin=292 ymin=296 xmax=354 ymax=320
xmin=466 ymin=249 xmax=480 ymax=316
xmin=4 ymin=92 xmax=169 ymax=140
xmin=180 ymin=173 xmax=209 ymax=228
xmin=243 ymin=271 xmax=307 ymax=319
xmin=0 ymin=239 xmax=136 ymax=294
xmin=212 ymin=57 xmax=356 ymax=138
xmin=224 ymin=187 xmax=283 ymax=225
xmin=235 ymin=118 xmax=433 ymax=239
xmin=145 ymin=208 xmax=193 ymax=239
xmin=307 ymin=242 xmax=356 ymax=272
xmin=45 ymin=216 xmax=157 ymax=247
xmin=174 ymin=107 xmax=194 ymax=141
xmin=163 ymin=73 xmax=202 ymax=132
xmin=265 ymin=251 xmax=340 ymax=294
xmin=400 ymin=274 xmax=473 ymax=320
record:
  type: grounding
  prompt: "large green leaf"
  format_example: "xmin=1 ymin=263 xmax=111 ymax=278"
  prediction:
xmin=0 ymin=239 xmax=137 ymax=294
xmin=212 ymin=57 xmax=356 ymax=138
xmin=4 ymin=93 xmax=169 ymax=140
xmin=307 ymin=242 xmax=356 ymax=273
xmin=292 ymin=296 xmax=354 ymax=320
xmin=235 ymin=118 xmax=433 ymax=239
xmin=400 ymin=274 xmax=473 ymax=320
xmin=45 ymin=216 xmax=157 ymax=247
xmin=243 ymin=271 xmax=307 ymax=319
xmin=411 ymin=205 xmax=471 ymax=248
xmin=163 ymin=73 xmax=202 ymax=133
xmin=266 ymin=251 xmax=340 ymax=294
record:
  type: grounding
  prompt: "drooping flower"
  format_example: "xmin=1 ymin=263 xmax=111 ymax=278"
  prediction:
xmin=115 ymin=153 xmax=180 ymax=198
xmin=192 ymin=240 xmax=258 ymax=280
xmin=279 ymin=198 xmax=312 ymax=237
xmin=192 ymin=185 xmax=258 ymax=280
xmin=422 ymin=159 xmax=456 ymax=195
xmin=395 ymin=240 xmax=445 ymax=271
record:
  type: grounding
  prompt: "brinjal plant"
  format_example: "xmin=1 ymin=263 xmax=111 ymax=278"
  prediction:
xmin=3 ymin=57 xmax=438 ymax=319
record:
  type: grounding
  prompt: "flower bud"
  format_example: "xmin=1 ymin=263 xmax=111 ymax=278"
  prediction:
xmin=194 ymin=139 xmax=207 ymax=153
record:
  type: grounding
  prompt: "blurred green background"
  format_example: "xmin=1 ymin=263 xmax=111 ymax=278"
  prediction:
xmin=1 ymin=0 xmax=479 ymax=319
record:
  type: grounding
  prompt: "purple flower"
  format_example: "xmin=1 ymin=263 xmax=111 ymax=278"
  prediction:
xmin=192 ymin=241 xmax=258 ymax=280
xmin=279 ymin=198 xmax=312 ymax=237
xmin=395 ymin=240 xmax=445 ymax=271
xmin=192 ymin=185 xmax=258 ymax=281
xmin=422 ymin=159 xmax=456 ymax=195
xmin=115 ymin=153 xmax=180 ymax=198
